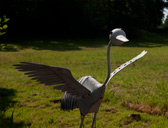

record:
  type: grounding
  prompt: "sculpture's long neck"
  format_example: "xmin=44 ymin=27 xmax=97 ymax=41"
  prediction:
xmin=103 ymin=41 xmax=112 ymax=86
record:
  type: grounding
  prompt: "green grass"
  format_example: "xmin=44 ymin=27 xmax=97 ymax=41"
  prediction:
xmin=0 ymin=33 xmax=168 ymax=127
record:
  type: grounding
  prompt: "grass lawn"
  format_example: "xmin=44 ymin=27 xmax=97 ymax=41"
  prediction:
xmin=0 ymin=33 xmax=168 ymax=127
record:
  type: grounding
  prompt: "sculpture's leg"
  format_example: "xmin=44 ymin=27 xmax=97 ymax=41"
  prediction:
xmin=91 ymin=112 xmax=97 ymax=128
xmin=80 ymin=115 xmax=85 ymax=128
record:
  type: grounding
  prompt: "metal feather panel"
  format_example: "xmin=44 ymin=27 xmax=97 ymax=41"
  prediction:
xmin=105 ymin=50 xmax=147 ymax=86
xmin=61 ymin=92 xmax=77 ymax=110
xmin=13 ymin=62 xmax=91 ymax=97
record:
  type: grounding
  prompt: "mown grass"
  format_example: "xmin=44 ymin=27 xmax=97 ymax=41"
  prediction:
xmin=0 ymin=33 xmax=168 ymax=127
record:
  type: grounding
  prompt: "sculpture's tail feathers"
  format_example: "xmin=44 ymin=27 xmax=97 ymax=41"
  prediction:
xmin=61 ymin=92 xmax=77 ymax=111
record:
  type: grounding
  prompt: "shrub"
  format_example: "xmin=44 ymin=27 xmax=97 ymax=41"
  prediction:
xmin=0 ymin=16 xmax=10 ymax=51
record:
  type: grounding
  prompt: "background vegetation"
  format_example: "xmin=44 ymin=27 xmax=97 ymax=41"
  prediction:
xmin=0 ymin=16 xmax=10 ymax=51
xmin=0 ymin=0 xmax=168 ymax=37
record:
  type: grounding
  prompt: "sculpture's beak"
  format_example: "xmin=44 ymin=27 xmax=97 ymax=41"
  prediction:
xmin=116 ymin=35 xmax=129 ymax=42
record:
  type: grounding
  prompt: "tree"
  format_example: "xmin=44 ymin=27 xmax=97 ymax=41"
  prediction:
xmin=0 ymin=16 xmax=10 ymax=51
xmin=164 ymin=15 xmax=168 ymax=28
xmin=0 ymin=0 xmax=167 ymax=36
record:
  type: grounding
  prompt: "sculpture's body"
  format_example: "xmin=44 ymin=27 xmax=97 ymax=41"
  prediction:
xmin=14 ymin=28 xmax=147 ymax=128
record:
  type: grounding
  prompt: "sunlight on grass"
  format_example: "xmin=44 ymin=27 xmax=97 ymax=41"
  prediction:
xmin=1 ymin=34 xmax=168 ymax=127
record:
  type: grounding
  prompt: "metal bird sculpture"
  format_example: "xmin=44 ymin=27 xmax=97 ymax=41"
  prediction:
xmin=13 ymin=28 xmax=147 ymax=128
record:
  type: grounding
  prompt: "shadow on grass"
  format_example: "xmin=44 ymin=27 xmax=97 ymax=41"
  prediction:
xmin=1 ymin=32 xmax=168 ymax=52
xmin=0 ymin=88 xmax=31 ymax=128
xmin=1 ymin=37 xmax=108 ymax=52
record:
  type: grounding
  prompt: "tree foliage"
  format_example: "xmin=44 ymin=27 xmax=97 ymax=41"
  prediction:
xmin=164 ymin=15 xmax=168 ymax=27
xmin=0 ymin=16 xmax=9 ymax=36
xmin=0 ymin=0 xmax=167 ymax=36
xmin=0 ymin=16 xmax=10 ymax=51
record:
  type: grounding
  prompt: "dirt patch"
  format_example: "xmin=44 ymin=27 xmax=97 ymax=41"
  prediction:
xmin=123 ymin=101 xmax=168 ymax=117
xmin=49 ymin=99 xmax=61 ymax=103
xmin=119 ymin=113 xmax=150 ymax=128
xmin=31 ymin=93 xmax=38 ymax=96
xmin=105 ymin=106 xmax=118 ymax=113
xmin=119 ymin=114 xmax=141 ymax=127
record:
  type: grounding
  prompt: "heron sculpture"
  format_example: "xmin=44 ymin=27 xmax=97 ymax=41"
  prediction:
xmin=14 ymin=28 xmax=147 ymax=128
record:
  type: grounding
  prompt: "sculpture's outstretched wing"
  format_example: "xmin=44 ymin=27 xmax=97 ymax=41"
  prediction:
xmin=13 ymin=62 xmax=91 ymax=97
xmin=106 ymin=50 xmax=147 ymax=86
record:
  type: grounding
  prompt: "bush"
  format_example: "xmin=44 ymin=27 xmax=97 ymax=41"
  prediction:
xmin=0 ymin=16 xmax=9 ymax=51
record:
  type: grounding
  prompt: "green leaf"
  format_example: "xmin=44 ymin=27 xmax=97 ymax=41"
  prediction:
xmin=3 ymin=24 xmax=8 ymax=29
xmin=0 ymin=32 xmax=6 ymax=36
xmin=4 ymin=18 xmax=10 ymax=23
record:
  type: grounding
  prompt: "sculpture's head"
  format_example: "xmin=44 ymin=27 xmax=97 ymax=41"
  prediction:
xmin=109 ymin=28 xmax=129 ymax=45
